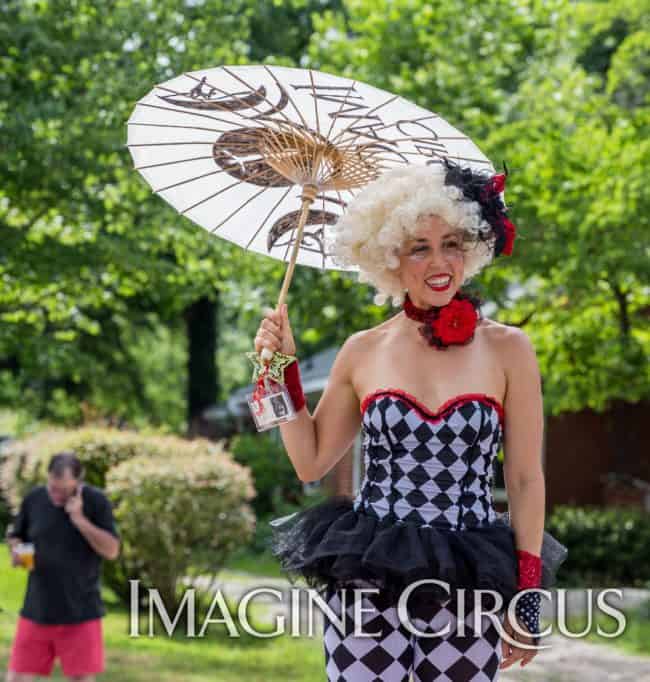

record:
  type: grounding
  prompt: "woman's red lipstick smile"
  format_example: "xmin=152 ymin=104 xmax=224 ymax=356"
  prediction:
xmin=425 ymin=274 xmax=452 ymax=291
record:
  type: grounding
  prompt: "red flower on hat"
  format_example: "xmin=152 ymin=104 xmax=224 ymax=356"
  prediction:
xmin=501 ymin=216 xmax=516 ymax=256
xmin=491 ymin=173 xmax=506 ymax=195
xmin=431 ymin=298 xmax=478 ymax=345
xmin=478 ymin=172 xmax=517 ymax=257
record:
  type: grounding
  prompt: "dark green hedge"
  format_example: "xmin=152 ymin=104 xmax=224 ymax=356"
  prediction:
xmin=229 ymin=431 xmax=331 ymax=555
xmin=547 ymin=505 xmax=650 ymax=588
xmin=229 ymin=432 xmax=306 ymax=519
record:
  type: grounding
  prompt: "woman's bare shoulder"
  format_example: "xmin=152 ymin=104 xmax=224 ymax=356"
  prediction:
xmin=337 ymin=314 xmax=400 ymax=360
xmin=480 ymin=318 xmax=536 ymax=356
xmin=479 ymin=316 xmax=511 ymax=337
xmin=348 ymin=314 xmax=400 ymax=346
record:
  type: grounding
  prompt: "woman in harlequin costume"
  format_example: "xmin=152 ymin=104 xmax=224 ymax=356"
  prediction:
xmin=255 ymin=158 xmax=568 ymax=681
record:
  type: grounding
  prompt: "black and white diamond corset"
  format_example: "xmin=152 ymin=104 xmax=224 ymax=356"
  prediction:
xmin=268 ymin=386 xmax=568 ymax=612
xmin=354 ymin=389 xmax=505 ymax=532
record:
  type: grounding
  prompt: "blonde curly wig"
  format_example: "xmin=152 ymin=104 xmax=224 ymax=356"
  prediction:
xmin=327 ymin=164 xmax=499 ymax=307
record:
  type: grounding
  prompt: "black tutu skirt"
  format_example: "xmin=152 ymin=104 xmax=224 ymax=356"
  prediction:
xmin=268 ymin=495 xmax=569 ymax=610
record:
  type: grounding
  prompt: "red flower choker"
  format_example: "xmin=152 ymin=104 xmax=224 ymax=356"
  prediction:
xmin=402 ymin=291 xmax=482 ymax=349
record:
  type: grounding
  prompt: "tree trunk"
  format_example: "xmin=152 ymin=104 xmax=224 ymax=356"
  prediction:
xmin=184 ymin=294 xmax=219 ymax=438
xmin=610 ymin=281 xmax=630 ymax=342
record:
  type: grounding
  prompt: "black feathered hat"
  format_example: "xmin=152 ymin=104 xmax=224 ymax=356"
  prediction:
xmin=442 ymin=157 xmax=516 ymax=257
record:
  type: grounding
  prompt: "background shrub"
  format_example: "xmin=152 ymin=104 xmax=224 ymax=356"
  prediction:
xmin=228 ymin=432 xmax=332 ymax=556
xmin=547 ymin=504 xmax=650 ymax=588
xmin=107 ymin=441 xmax=256 ymax=609
xmin=229 ymin=432 xmax=304 ymax=518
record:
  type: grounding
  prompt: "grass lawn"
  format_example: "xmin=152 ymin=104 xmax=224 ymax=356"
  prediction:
xmin=0 ymin=545 xmax=324 ymax=681
xmin=223 ymin=546 xmax=285 ymax=578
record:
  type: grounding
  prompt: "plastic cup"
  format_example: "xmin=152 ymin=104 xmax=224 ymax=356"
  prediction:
xmin=15 ymin=543 xmax=35 ymax=570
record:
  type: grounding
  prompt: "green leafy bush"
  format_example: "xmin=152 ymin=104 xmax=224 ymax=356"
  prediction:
xmin=228 ymin=432 xmax=334 ymax=558
xmin=106 ymin=442 xmax=256 ymax=609
xmin=229 ymin=432 xmax=304 ymax=518
xmin=547 ymin=505 xmax=650 ymax=588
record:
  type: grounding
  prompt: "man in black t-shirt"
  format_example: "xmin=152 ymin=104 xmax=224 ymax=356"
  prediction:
xmin=5 ymin=451 xmax=120 ymax=682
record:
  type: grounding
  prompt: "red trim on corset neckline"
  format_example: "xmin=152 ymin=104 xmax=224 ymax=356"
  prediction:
xmin=360 ymin=388 xmax=505 ymax=426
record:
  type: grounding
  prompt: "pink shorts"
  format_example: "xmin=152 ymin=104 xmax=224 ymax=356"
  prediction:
xmin=8 ymin=615 xmax=105 ymax=677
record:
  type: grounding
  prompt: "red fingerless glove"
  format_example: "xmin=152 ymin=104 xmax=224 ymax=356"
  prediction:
xmin=284 ymin=360 xmax=306 ymax=413
xmin=516 ymin=549 xmax=542 ymax=590
xmin=515 ymin=549 xmax=543 ymax=643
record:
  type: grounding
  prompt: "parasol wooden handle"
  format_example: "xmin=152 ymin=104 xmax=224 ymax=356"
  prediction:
xmin=260 ymin=185 xmax=317 ymax=365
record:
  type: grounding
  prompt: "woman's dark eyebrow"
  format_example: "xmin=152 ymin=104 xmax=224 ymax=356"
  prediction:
xmin=413 ymin=232 xmax=459 ymax=243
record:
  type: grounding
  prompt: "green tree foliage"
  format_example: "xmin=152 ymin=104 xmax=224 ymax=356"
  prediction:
xmin=484 ymin=8 xmax=650 ymax=413
xmin=230 ymin=432 xmax=305 ymax=518
xmin=304 ymin=0 xmax=568 ymax=140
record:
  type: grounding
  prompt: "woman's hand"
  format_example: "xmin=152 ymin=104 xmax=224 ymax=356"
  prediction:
xmin=499 ymin=612 xmax=538 ymax=670
xmin=254 ymin=303 xmax=297 ymax=357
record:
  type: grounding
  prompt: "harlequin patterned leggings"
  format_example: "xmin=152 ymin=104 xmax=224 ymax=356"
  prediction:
xmin=321 ymin=582 xmax=505 ymax=682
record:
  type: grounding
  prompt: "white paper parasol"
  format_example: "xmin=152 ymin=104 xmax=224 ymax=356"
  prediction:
xmin=127 ymin=65 xmax=495 ymax=299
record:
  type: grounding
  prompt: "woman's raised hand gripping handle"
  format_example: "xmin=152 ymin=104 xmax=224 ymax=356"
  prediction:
xmin=253 ymin=304 xmax=362 ymax=485
xmin=254 ymin=304 xmax=297 ymax=358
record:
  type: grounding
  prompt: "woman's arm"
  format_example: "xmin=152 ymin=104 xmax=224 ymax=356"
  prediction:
xmin=278 ymin=333 xmax=363 ymax=482
xmin=498 ymin=328 xmax=546 ymax=668
xmin=501 ymin=328 xmax=545 ymax=556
